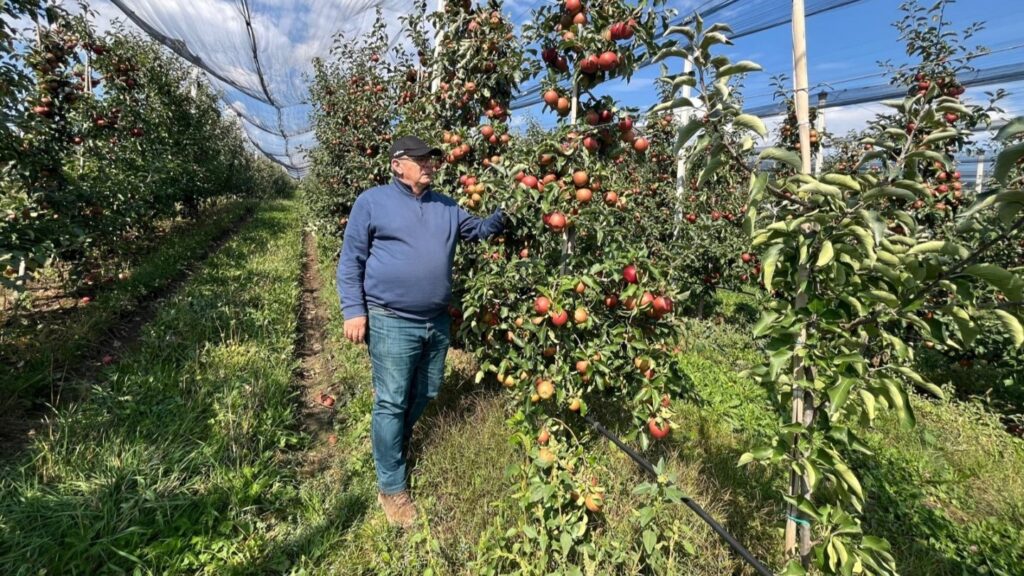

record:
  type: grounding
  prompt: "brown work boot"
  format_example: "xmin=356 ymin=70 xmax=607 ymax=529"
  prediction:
xmin=378 ymin=490 xmax=418 ymax=529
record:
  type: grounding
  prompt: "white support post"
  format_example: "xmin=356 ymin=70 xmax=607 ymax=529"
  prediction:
xmin=792 ymin=0 xmax=812 ymax=175
xmin=674 ymin=58 xmax=694 ymax=234
xmin=431 ymin=0 xmax=445 ymax=94
xmin=814 ymin=91 xmax=827 ymax=177
xmin=975 ymin=153 xmax=984 ymax=195
xmin=562 ymin=42 xmax=581 ymax=273
xmin=788 ymin=0 xmax=814 ymax=568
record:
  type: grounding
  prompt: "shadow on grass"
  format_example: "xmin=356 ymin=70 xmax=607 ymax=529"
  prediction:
xmin=248 ymin=491 xmax=373 ymax=574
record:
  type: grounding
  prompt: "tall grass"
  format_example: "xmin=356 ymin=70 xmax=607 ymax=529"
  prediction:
xmin=1 ymin=200 xmax=253 ymax=408
xmin=0 ymin=200 xmax=302 ymax=574
xmin=285 ymin=237 xmax=1024 ymax=575
xmin=2 ymin=209 xmax=1019 ymax=575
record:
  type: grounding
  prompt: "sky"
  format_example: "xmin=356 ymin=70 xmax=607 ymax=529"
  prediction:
xmin=43 ymin=0 xmax=1024 ymax=172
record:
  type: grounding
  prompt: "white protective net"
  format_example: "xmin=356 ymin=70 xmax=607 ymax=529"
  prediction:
xmin=104 ymin=0 xmax=418 ymax=177
xmin=90 ymin=0 xmax=1024 ymax=178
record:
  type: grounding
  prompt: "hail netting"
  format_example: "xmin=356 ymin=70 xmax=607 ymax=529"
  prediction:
xmin=105 ymin=0 xmax=416 ymax=177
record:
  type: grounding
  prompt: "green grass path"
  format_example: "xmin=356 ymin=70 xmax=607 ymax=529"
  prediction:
xmin=0 ymin=200 xmax=303 ymax=574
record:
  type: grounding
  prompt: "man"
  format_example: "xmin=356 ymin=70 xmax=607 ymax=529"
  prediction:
xmin=336 ymin=135 xmax=505 ymax=529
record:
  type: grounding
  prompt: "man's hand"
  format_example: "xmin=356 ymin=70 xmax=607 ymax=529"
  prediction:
xmin=344 ymin=316 xmax=367 ymax=344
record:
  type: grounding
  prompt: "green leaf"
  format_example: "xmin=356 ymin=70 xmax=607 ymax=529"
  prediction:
xmin=862 ymin=186 xmax=916 ymax=202
xmin=560 ymin=531 xmax=572 ymax=556
xmin=846 ymin=225 xmax=876 ymax=259
xmin=882 ymin=378 xmax=916 ymax=430
xmin=718 ymin=60 xmax=762 ymax=78
xmin=816 ymin=240 xmax=834 ymax=267
xmin=663 ymin=25 xmax=695 ymax=41
xmin=762 ymin=244 xmax=784 ymax=290
xmin=768 ymin=347 xmax=794 ymax=381
xmin=935 ymin=101 xmax=971 ymax=115
xmin=804 ymin=459 xmax=821 ymax=490
xmin=994 ymin=141 xmax=1024 ymax=185
xmin=834 ymin=460 xmax=864 ymax=500
xmin=652 ymin=47 xmax=689 ymax=63
xmin=700 ymin=31 xmax=733 ymax=51
xmin=861 ymin=535 xmax=892 ymax=552
xmin=921 ymin=129 xmax=960 ymax=146
xmin=743 ymin=203 xmax=758 ymax=237
xmin=758 ymin=147 xmax=803 ymax=171
xmin=642 ymin=530 xmax=657 ymax=555
xmin=859 ymin=389 xmax=876 ymax=423
xmin=674 ymin=118 xmax=703 ymax=154
xmin=697 ymin=154 xmax=728 ymax=187
xmin=657 ymin=74 xmax=698 ymax=90
xmin=908 ymin=240 xmax=953 ymax=255
xmin=994 ymin=116 xmax=1024 ymax=142
xmin=733 ymin=113 xmax=767 ymax=137
xmin=907 ymin=150 xmax=951 ymax=170
xmin=840 ymin=295 xmax=865 ymax=316
xmin=752 ymin=311 xmax=780 ymax=337
xmin=892 ymin=179 xmax=928 ymax=195
xmin=897 ymin=366 xmax=944 ymax=399
xmin=649 ymin=96 xmax=696 ymax=114
xmin=822 ymin=173 xmax=861 ymax=191
xmin=798 ymin=181 xmax=843 ymax=199
xmin=737 ymin=452 xmax=755 ymax=466
xmin=865 ymin=290 xmax=899 ymax=308
xmin=994 ymin=309 xmax=1024 ymax=347
xmin=828 ymin=377 xmax=855 ymax=415
xmin=963 ymin=264 xmax=1016 ymax=293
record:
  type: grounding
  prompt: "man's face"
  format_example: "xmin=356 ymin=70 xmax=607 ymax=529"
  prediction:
xmin=393 ymin=155 xmax=440 ymax=187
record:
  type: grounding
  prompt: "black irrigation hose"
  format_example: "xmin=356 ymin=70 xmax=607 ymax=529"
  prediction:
xmin=583 ymin=413 xmax=775 ymax=576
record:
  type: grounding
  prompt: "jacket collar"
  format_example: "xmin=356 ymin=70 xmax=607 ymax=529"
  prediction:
xmin=392 ymin=177 xmax=431 ymax=199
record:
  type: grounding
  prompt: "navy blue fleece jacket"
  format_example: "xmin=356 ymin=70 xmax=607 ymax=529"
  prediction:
xmin=337 ymin=178 xmax=504 ymax=321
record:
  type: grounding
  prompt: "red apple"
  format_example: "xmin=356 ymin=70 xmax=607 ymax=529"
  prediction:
xmin=623 ymin=264 xmax=638 ymax=284
xmin=534 ymin=296 xmax=551 ymax=315
xmin=648 ymin=418 xmax=670 ymax=439
xmin=550 ymin=309 xmax=569 ymax=327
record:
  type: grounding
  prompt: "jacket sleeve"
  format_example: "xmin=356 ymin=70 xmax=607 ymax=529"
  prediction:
xmin=337 ymin=195 xmax=372 ymax=319
xmin=457 ymin=206 xmax=505 ymax=242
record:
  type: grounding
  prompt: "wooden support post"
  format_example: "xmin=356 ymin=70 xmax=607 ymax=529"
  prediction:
xmin=792 ymin=0 xmax=812 ymax=175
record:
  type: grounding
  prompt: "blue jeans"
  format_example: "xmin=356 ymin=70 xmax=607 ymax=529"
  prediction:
xmin=368 ymin=308 xmax=451 ymax=495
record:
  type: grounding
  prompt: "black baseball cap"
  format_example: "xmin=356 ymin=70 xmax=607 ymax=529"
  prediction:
xmin=389 ymin=135 xmax=443 ymax=159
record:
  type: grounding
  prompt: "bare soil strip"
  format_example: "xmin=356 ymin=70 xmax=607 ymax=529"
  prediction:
xmin=292 ymin=230 xmax=338 ymax=475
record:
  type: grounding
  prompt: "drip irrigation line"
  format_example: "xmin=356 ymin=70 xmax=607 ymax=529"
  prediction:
xmin=582 ymin=413 xmax=775 ymax=576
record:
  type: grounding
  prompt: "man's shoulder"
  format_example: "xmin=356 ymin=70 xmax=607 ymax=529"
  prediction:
xmin=358 ymin=183 xmax=393 ymax=198
xmin=428 ymin=189 xmax=459 ymax=206
xmin=353 ymin=183 xmax=391 ymax=208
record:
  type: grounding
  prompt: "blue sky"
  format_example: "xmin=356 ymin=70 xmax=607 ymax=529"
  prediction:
xmin=73 ymin=0 xmax=1024 ymax=172
xmin=515 ymin=0 xmax=1024 ymax=136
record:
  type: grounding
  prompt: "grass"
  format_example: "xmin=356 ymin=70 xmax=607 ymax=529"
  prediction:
xmin=0 ymin=200 xmax=253 ymax=409
xmin=287 ymin=240 xmax=1023 ymax=575
xmin=0 ymin=200 xmax=302 ymax=574
xmin=1 ymin=208 xmax=1020 ymax=575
